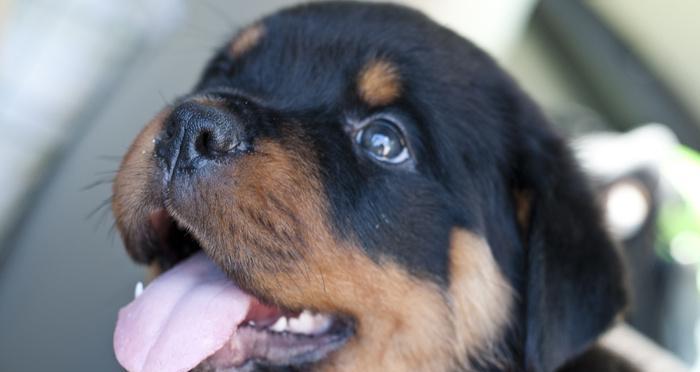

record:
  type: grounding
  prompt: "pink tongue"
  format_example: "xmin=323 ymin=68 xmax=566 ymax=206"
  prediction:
xmin=114 ymin=252 xmax=252 ymax=372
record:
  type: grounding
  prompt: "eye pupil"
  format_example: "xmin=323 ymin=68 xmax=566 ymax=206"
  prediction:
xmin=367 ymin=131 xmax=394 ymax=157
xmin=358 ymin=119 xmax=406 ymax=162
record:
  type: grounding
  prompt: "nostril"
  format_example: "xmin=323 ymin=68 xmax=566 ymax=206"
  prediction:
xmin=195 ymin=129 xmax=214 ymax=157
xmin=162 ymin=111 xmax=189 ymax=142
xmin=194 ymin=128 xmax=237 ymax=159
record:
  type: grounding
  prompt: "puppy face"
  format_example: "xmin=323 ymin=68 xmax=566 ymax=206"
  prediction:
xmin=112 ymin=3 xmax=625 ymax=372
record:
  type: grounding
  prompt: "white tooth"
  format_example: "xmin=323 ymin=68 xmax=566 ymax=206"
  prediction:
xmin=134 ymin=281 xmax=144 ymax=299
xmin=269 ymin=317 xmax=288 ymax=333
xmin=298 ymin=310 xmax=314 ymax=322
xmin=288 ymin=310 xmax=315 ymax=334
xmin=311 ymin=314 xmax=333 ymax=335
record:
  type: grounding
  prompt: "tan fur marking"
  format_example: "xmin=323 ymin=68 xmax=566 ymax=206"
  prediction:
xmin=112 ymin=110 xmax=167 ymax=217
xmin=449 ymin=228 xmax=513 ymax=368
xmin=357 ymin=59 xmax=401 ymax=106
xmin=191 ymin=96 xmax=227 ymax=109
xmin=112 ymin=109 xmax=169 ymax=257
xmin=309 ymin=254 xmax=454 ymax=372
xmin=230 ymin=24 xmax=265 ymax=57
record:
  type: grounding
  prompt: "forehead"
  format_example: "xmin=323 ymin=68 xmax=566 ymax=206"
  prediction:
xmin=197 ymin=3 xmax=467 ymax=113
xmin=195 ymin=3 xmax=511 ymax=172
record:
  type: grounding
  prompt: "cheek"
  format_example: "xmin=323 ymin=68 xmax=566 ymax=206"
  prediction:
xmin=321 ymin=162 xmax=454 ymax=281
xmin=448 ymin=228 xmax=514 ymax=367
xmin=174 ymin=140 xmax=326 ymax=277
xmin=315 ymin=255 xmax=455 ymax=372
xmin=112 ymin=109 xmax=169 ymax=261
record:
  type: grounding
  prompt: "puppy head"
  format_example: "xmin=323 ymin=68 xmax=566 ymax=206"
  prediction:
xmin=112 ymin=3 xmax=625 ymax=371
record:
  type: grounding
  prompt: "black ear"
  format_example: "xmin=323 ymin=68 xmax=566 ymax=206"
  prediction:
xmin=511 ymin=94 xmax=627 ymax=372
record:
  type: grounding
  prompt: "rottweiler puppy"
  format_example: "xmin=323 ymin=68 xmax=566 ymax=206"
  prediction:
xmin=111 ymin=2 xmax=632 ymax=371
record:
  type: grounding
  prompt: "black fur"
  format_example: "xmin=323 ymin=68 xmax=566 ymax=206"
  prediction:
xmin=153 ymin=2 xmax=629 ymax=370
xmin=559 ymin=346 xmax=639 ymax=372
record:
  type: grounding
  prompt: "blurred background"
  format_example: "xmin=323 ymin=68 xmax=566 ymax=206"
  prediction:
xmin=1 ymin=0 xmax=699 ymax=370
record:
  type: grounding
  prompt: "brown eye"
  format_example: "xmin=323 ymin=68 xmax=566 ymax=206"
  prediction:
xmin=355 ymin=119 xmax=409 ymax=164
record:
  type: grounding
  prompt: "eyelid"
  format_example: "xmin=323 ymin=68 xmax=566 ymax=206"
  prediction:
xmin=348 ymin=113 xmax=408 ymax=136
xmin=377 ymin=147 xmax=410 ymax=164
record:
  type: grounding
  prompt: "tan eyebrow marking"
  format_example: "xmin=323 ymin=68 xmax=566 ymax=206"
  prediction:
xmin=230 ymin=23 xmax=265 ymax=57
xmin=357 ymin=59 xmax=402 ymax=106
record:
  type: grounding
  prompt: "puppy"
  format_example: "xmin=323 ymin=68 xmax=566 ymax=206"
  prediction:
xmin=112 ymin=2 xmax=631 ymax=371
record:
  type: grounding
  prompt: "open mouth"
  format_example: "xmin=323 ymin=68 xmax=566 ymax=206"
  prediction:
xmin=114 ymin=209 xmax=353 ymax=372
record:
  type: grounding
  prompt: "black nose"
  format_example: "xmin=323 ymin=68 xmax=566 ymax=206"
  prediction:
xmin=155 ymin=101 xmax=244 ymax=175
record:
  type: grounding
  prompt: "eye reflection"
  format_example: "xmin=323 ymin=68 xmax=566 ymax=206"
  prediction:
xmin=355 ymin=118 xmax=409 ymax=164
